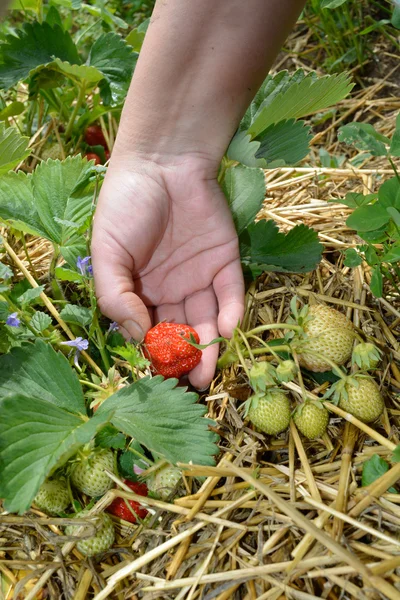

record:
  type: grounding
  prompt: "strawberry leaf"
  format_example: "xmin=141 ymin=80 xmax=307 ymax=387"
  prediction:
xmin=0 ymin=396 xmax=111 ymax=514
xmin=239 ymin=220 xmax=323 ymax=275
xmin=222 ymin=164 xmax=266 ymax=235
xmin=88 ymin=32 xmax=138 ymax=106
xmin=97 ymin=376 xmax=219 ymax=466
xmin=0 ymin=123 xmax=31 ymax=176
xmin=0 ymin=339 xmax=85 ymax=414
xmin=0 ymin=21 xmax=80 ymax=90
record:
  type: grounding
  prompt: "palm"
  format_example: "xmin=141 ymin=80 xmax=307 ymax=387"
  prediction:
xmin=92 ymin=158 xmax=244 ymax=388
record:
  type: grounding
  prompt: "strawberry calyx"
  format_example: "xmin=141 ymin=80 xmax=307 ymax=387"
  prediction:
xmin=352 ymin=342 xmax=381 ymax=370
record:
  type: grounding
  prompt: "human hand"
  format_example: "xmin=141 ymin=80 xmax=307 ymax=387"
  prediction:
xmin=91 ymin=153 xmax=245 ymax=389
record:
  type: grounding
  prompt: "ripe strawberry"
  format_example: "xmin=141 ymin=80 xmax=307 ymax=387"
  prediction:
xmin=65 ymin=510 xmax=115 ymax=557
xmin=291 ymin=305 xmax=355 ymax=372
xmin=84 ymin=125 xmax=108 ymax=149
xmin=147 ymin=465 xmax=181 ymax=500
xmin=85 ymin=152 xmax=101 ymax=165
xmin=293 ymin=401 xmax=329 ymax=439
xmin=337 ymin=376 xmax=384 ymax=423
xmin=107 ymin=480 xmax=148 ymax=523
xmin=70 ymin=448 xmax=115 ymax=497
xmin=144 ymin=322 xmax=202 ymax=378
xmin=248 ymin=390 xmax=291 ymax=436
xmin=33 ymin=478 xmax=70 ymax=515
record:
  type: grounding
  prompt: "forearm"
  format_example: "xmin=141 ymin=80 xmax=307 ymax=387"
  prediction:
xmin=115 ymin=0 xmax=306 ymax=164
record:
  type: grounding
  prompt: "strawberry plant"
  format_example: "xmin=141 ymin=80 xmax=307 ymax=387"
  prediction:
xmin=335 ymin=113 xmax=400 ymax=297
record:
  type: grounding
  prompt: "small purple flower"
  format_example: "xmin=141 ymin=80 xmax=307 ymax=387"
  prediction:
xmin=107 ymin=321 xmax=119 ymax=334
xmin=6 ymin=312 xmax=20 ymax=327
xmin=61 ymin=337 xmax=89 ymax=367
xmin=76 ymin=256 xmax=92 ymax=277
xmin=133 ymin=464 xmax=145 ymax=476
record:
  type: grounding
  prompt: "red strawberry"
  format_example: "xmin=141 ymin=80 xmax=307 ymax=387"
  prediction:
xmin=84 ymin=125 xmax=108 ymax=149
xmin=107 ymin=480 xmax=148 ymax=523
xmin=144 ymin=322 xmax=202 ymax=378
xmin=85 ymin=152 xmax=101 ymax=165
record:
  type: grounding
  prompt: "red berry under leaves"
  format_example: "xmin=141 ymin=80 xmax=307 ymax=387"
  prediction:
xmin=84 ymin=125 xmax=108 ymax=149
xmin=85 ymin=152 xmax=101 ymax=165
xmin=107 ymin=480 xmax=148 ymax=523
xmin=144 ymin=322 xmax=202 ymax=379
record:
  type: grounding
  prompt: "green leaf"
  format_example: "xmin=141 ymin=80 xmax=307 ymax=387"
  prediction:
xmin=55 ymin=266 xmax=84 ymax=282
xmin=362 ymin=454 xmax=397 ymax=492
xmin=30 ymin=311 xmax=52 ymax=332
xmin=370 ymin=267 xmax=383 ymax=298
xmin=17 ymin=285 xmax=44 ymax=306
xmin=109 ymin=343 xmax=150 ymax=370
xmin=0 ymin=102 xmax=25 ymax=121
xmin=125 ymin=27 xmax=146 ymax=52
xmin=344 ymin=248 xmax=362 ymax=267
xmin=346 ymin=205 xmax=391 ymax=232
xmin=321 ymin=0 xmax=348 ymax=7
xmin=97 ymin=376 xmax=219 ymax=466
xmin=95 ymin=424 xmax=126 ymax=450
xmin=239 ymin=220 xmax=323 ymax=273
xmin=52 ymin=59 xmax=103 ymax=84
xmin=332 ymin=192 xmax=376 ymax=208
xmin=392 ymin=3 xmax=400 ymax=29
xmin=0 ymin=123 xmax=31 ymax=176
xmin=387 ymin=207 xmax=400 ymax=228
xmin=255 ymin=119 xmax=312 ymax=166
xmin=248 ymin=71 xmax=353 ymax=137
xmin=0 ymin=21 xmax=80 ymax=90
xmin=9 ymin=0 xmax=40 ymax=10
xmin=378 ymin=176 xmax=400 ymax=210
xmin=382 ymin=245 xmax=400 ymax=264
xmin=88 ymin=33 xmax=138 ymax=106
xmin=393 ymin=444 xmax=400 ymax=463
xmin=0 ymin=339 xmax=86 ymax=414
xmin=0 ymin=262 xmax=12 ymax=280
xmin=59 ymin=304 xmax=92 ymax=327
xmin=222 ymin=165 xmax=266 ymax=235
xmin=360 ymin=226 xmax=389 ymax=244
xmin=0 ymin=171 xmax=46 ymax=237
xmin=226 ymin=132 xmax=266 ymax=168
xmin=0 ymin=396 xmax=110 ymax=513
xmin=338 ymin=123 xmax=389 ymax=156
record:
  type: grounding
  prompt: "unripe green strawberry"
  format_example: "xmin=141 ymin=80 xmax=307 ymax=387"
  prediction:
xmin=33 ymin=478 xmax=70 ymax=515
xmin=338 ymin=376 xmax=384 ymax=423
xmin=292 ymin=305 xmax=354 ymax=372
xmin=70 ymin=448 xmax=115 ymax=497
xmin=276 ymin=360 xmax=297 ymax=383
xmin=41 ymin=144 xmax=64 ymax=161
xmin=352 ymin=342 xmax=381 ymax=370
xmin=248 ymin=390 xmax=291 ymax=436
xmin=147 ymin=465 xmax=182 ymax=500
xmin=293 ymin=401 xmax=329 ymax=439
xmin=65 ymin=510 xmax=115 ymax=556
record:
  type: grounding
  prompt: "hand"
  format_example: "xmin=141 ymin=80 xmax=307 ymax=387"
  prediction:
xmin=91 ymin=153 xmax=245 ymax=389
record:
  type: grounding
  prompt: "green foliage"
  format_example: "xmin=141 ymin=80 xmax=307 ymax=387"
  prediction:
xmin=0 ymin=341 xmax=219 ymax=513
xmin=59 ymin=304 xmax=93 ymax=327
xmin=0 ymin=123 xmax=31 ymax=176
xmin=97 ymin=376 xmax=219 ymax=466
xmin=362 ymin=454 xmax=397 ymax=492
xmin=0 ymin=156 xmax=95 ymax=267
xmin=336 ymin=116 xmax=400 ymax=298
xmin=222 ymin=164 xmax=266 ymax=235
xmin=239 ymin=220 xmax=323 ymax=277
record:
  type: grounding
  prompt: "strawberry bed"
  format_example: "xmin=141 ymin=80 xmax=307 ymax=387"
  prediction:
xmin=1 ymin=4 xmax=400 ymax=600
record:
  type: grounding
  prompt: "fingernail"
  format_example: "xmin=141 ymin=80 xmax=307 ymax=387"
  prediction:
xmin=122 ymin=320 xmax=144 ymax=341
xmin=194 ymin=386 xmax=210 ymax=393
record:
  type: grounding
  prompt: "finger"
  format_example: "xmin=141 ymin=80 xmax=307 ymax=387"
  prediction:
xmin=185 ymin=287 xmax=219 ymax=390
xmin=92 ymin=234 xmax=151 ymax=340
xmin=213 ymin=259 xmax=245 ymax=338
xmin=154 ymin=302 xmax=186 ymax=325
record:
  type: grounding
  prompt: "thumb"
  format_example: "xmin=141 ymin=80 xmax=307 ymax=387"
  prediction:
xmin=91 ymin=237 xmax=151 ymax=341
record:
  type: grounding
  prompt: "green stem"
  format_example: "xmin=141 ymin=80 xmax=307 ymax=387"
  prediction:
xmin=49 ymin=246 xmax=64 ymax=301
xmin=65 ymin=83 xmax=86 ymax=139
xmin=247 ymin=323 xmax=302 ymax=337
xmin=298 ymin=349 xmax=347 ymax=380
xmin=79 ymin=380 xmax=104 ymax=391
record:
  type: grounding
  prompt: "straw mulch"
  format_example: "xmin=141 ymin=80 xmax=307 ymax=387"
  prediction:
xmin=2 ymin=21 xmax=400 ymax=600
